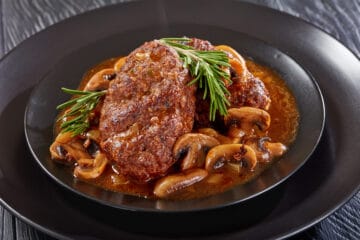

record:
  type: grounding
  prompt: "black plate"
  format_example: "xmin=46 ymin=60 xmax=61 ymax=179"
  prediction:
xmin=1 ymin=0 xmax=360 ymax=239
xmin=24 ymin=30 xmax=324 ymax=211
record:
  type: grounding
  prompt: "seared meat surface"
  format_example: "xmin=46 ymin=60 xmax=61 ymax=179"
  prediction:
xmin=99 ymin=40 xmax=196 ymax=183
xmin=99 ymin=38 xmax=270 ymax=182
xmin=192 ymin=40 xmax=271 ymax=128
xmin=228 ymin=73 xmax=270 ymax=110
xmin=188 ymin=38 xmax=214 ymax=51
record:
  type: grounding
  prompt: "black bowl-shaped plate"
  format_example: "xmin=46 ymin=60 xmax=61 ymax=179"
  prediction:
xmin=24 ymin=25 xmax=324 ymax=211
xmin=1 ymin=0 xmax=360 ymax=239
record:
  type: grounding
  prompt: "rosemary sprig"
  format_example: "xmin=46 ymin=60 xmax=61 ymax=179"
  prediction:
xmin=160 ymin=37 xmax=231 ymax=121
xmin=56 ymin=37 xmax=230 ymax=136
xmin=57 ymin=88 xmax=106 ymax=136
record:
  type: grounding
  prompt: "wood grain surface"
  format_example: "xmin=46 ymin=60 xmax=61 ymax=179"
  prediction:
xmin=0 ymin=0 xmax=359 ymax=239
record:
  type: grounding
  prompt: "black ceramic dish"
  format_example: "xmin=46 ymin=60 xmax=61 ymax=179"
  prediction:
xmin=1 ymin=1 xmax=360 ymax=239
xmin=24 ymin=31 xmax=324 ymax=211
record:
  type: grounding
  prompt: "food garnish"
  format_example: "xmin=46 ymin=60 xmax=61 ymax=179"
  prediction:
xmin=56 ymin=88 xmax=106 ymax=136
xmin=57 ymin=37 xmax=232 ymax=136
xmin=50 ymin=38 xmax=299 ymax=200
xmin=159 ymin=37 xmax=231 ymax=121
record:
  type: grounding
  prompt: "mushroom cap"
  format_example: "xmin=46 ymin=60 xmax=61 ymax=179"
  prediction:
xmin=264 ymin=141 xmax=287 ymax=158
xmin=49 ymin=132 xmax=91 ymax=163
xmin=244 ymin=137 xmax=287 ymax=163
xmin=83 ymin=68 xmax=115 ymax=91
xmin=224 ymin=107 xmax=271 ymax=138
xmin=214 ymin=45 xmax=248 ymax=81
xmin=153 ymin=168 xmax=208 ymax=198
xmin=205 ymin=144 xmax=257 ymax=172
xmin=74 ymin=153 xmax=108 ymax=179
xmin=198 ymin=128 xmax=239 ymax=144
xmin=114 ymin=56 xmax=127 ymax=71
xmin=173 ymin=133 xmax=220 ymax=170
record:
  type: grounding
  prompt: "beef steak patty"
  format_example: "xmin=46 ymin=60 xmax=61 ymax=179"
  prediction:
xmin=99 ymin=40 xmax=196 ymax=183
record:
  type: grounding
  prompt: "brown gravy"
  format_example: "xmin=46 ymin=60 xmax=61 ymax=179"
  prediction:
xmin=61 ymin=57 xmax=299 ymax=200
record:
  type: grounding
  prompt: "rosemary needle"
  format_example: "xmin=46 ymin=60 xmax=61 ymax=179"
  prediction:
xmin=57 ymin=88 xmax=106 ymax=136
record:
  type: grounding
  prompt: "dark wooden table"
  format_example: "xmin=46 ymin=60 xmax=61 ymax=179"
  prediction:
xmin=0 ymin=0 xmax=359 ymax=239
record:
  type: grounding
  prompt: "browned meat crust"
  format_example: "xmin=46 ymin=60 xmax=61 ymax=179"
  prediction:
xmin=228 ymin=73 xmax=271 ymax=110
xmin=99 ymin=40 xmax=196 ymax=183
xmin=191 ymin=39 xmax=271 ymax=128
xmin=188 ymin=38 xmax=214 ymax=51
xmin=99 ymin=38 xmax=270 ymax=182
xmin=194 ymin=73 xmax=271 ymax=128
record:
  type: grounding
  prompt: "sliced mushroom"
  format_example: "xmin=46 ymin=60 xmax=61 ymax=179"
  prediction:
xmin=198 ymin=128 xmax=239 ymax=144
xmin=86 ymin=129 xmax=101 ymax=142
xmin=83 ymin=68 xmax=115 ymax=91
xmin=114 ymin=56 xmax=127 ymax=71
xmin=214 ymin=45 xmax=247 ymax=68
xmin=224 ymin=107 xmax=271 ymax=138
xmin=229 ymin=58 xmax=247 ymax=81
xmin=82 ymin=129 xmax=101 ymax=157
xmin=77 ymin=158 xmax=94 ymax=167
xmin=173 ymin=133 xmax=220 ymax=170
xmin=206 ymin=173 xmax=223 ymax=184
xmin=264 ymin=141 xmax=287 ymax=158
xmin=74 ymin=153 xmax=108 ymax=179
xmin=205 ymin=144 xmax=257 ymax=172
xmin=153 ymin=168 xmax=208 ymax=198
xmin=110 ymin=174 xmax=130 ymax=186
xmin=214 ymin=45 xmax=248 ymax=80
xmin=50 ymin=132 xmax=91 ymax=163
xmin=244 ymin=137 xmax=271 ymax=162
xmin=53 ymin=131 xmax=73 ymax=144
xmin=244 ymin=137 xmax=287 ymax=163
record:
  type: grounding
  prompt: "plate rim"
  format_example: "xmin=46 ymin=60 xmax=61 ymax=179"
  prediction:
xmin=23 ymin=34 xmax=326 ymax=213
xmin=0 ymin=0 xmax=359 ymax=239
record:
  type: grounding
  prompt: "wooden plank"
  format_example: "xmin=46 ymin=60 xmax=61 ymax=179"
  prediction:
xmin=0 ymin=0 xmax=3 ymax=57
xmin=3 ymin=0 xmax=359 ymax=57
xmin=0 ymin=206 xmax=5 ymax=239
xmin=1 ymin=208 xmax=16 ymax=240
xmin=1 ymin=0 xmax=126 ymax=55
xmin=15 ymin=218 xmax=56 ymax=240
xmin=252 ymin=2 xmax=360 ymax=239
xmin=248 ymin=3 xmax=360 ymax=239
xmin=253 ymin=0 xmax=360 ymax=57
xmin=0 ymin=0 xmax=359 ymax=239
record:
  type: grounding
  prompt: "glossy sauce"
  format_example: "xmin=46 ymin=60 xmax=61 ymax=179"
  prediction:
xmin=65 ymin=57 xmax=299 ymax=200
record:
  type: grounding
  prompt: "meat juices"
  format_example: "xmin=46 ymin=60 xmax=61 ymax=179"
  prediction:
xmin=99 ymin=41 xmax=196 ymax=183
